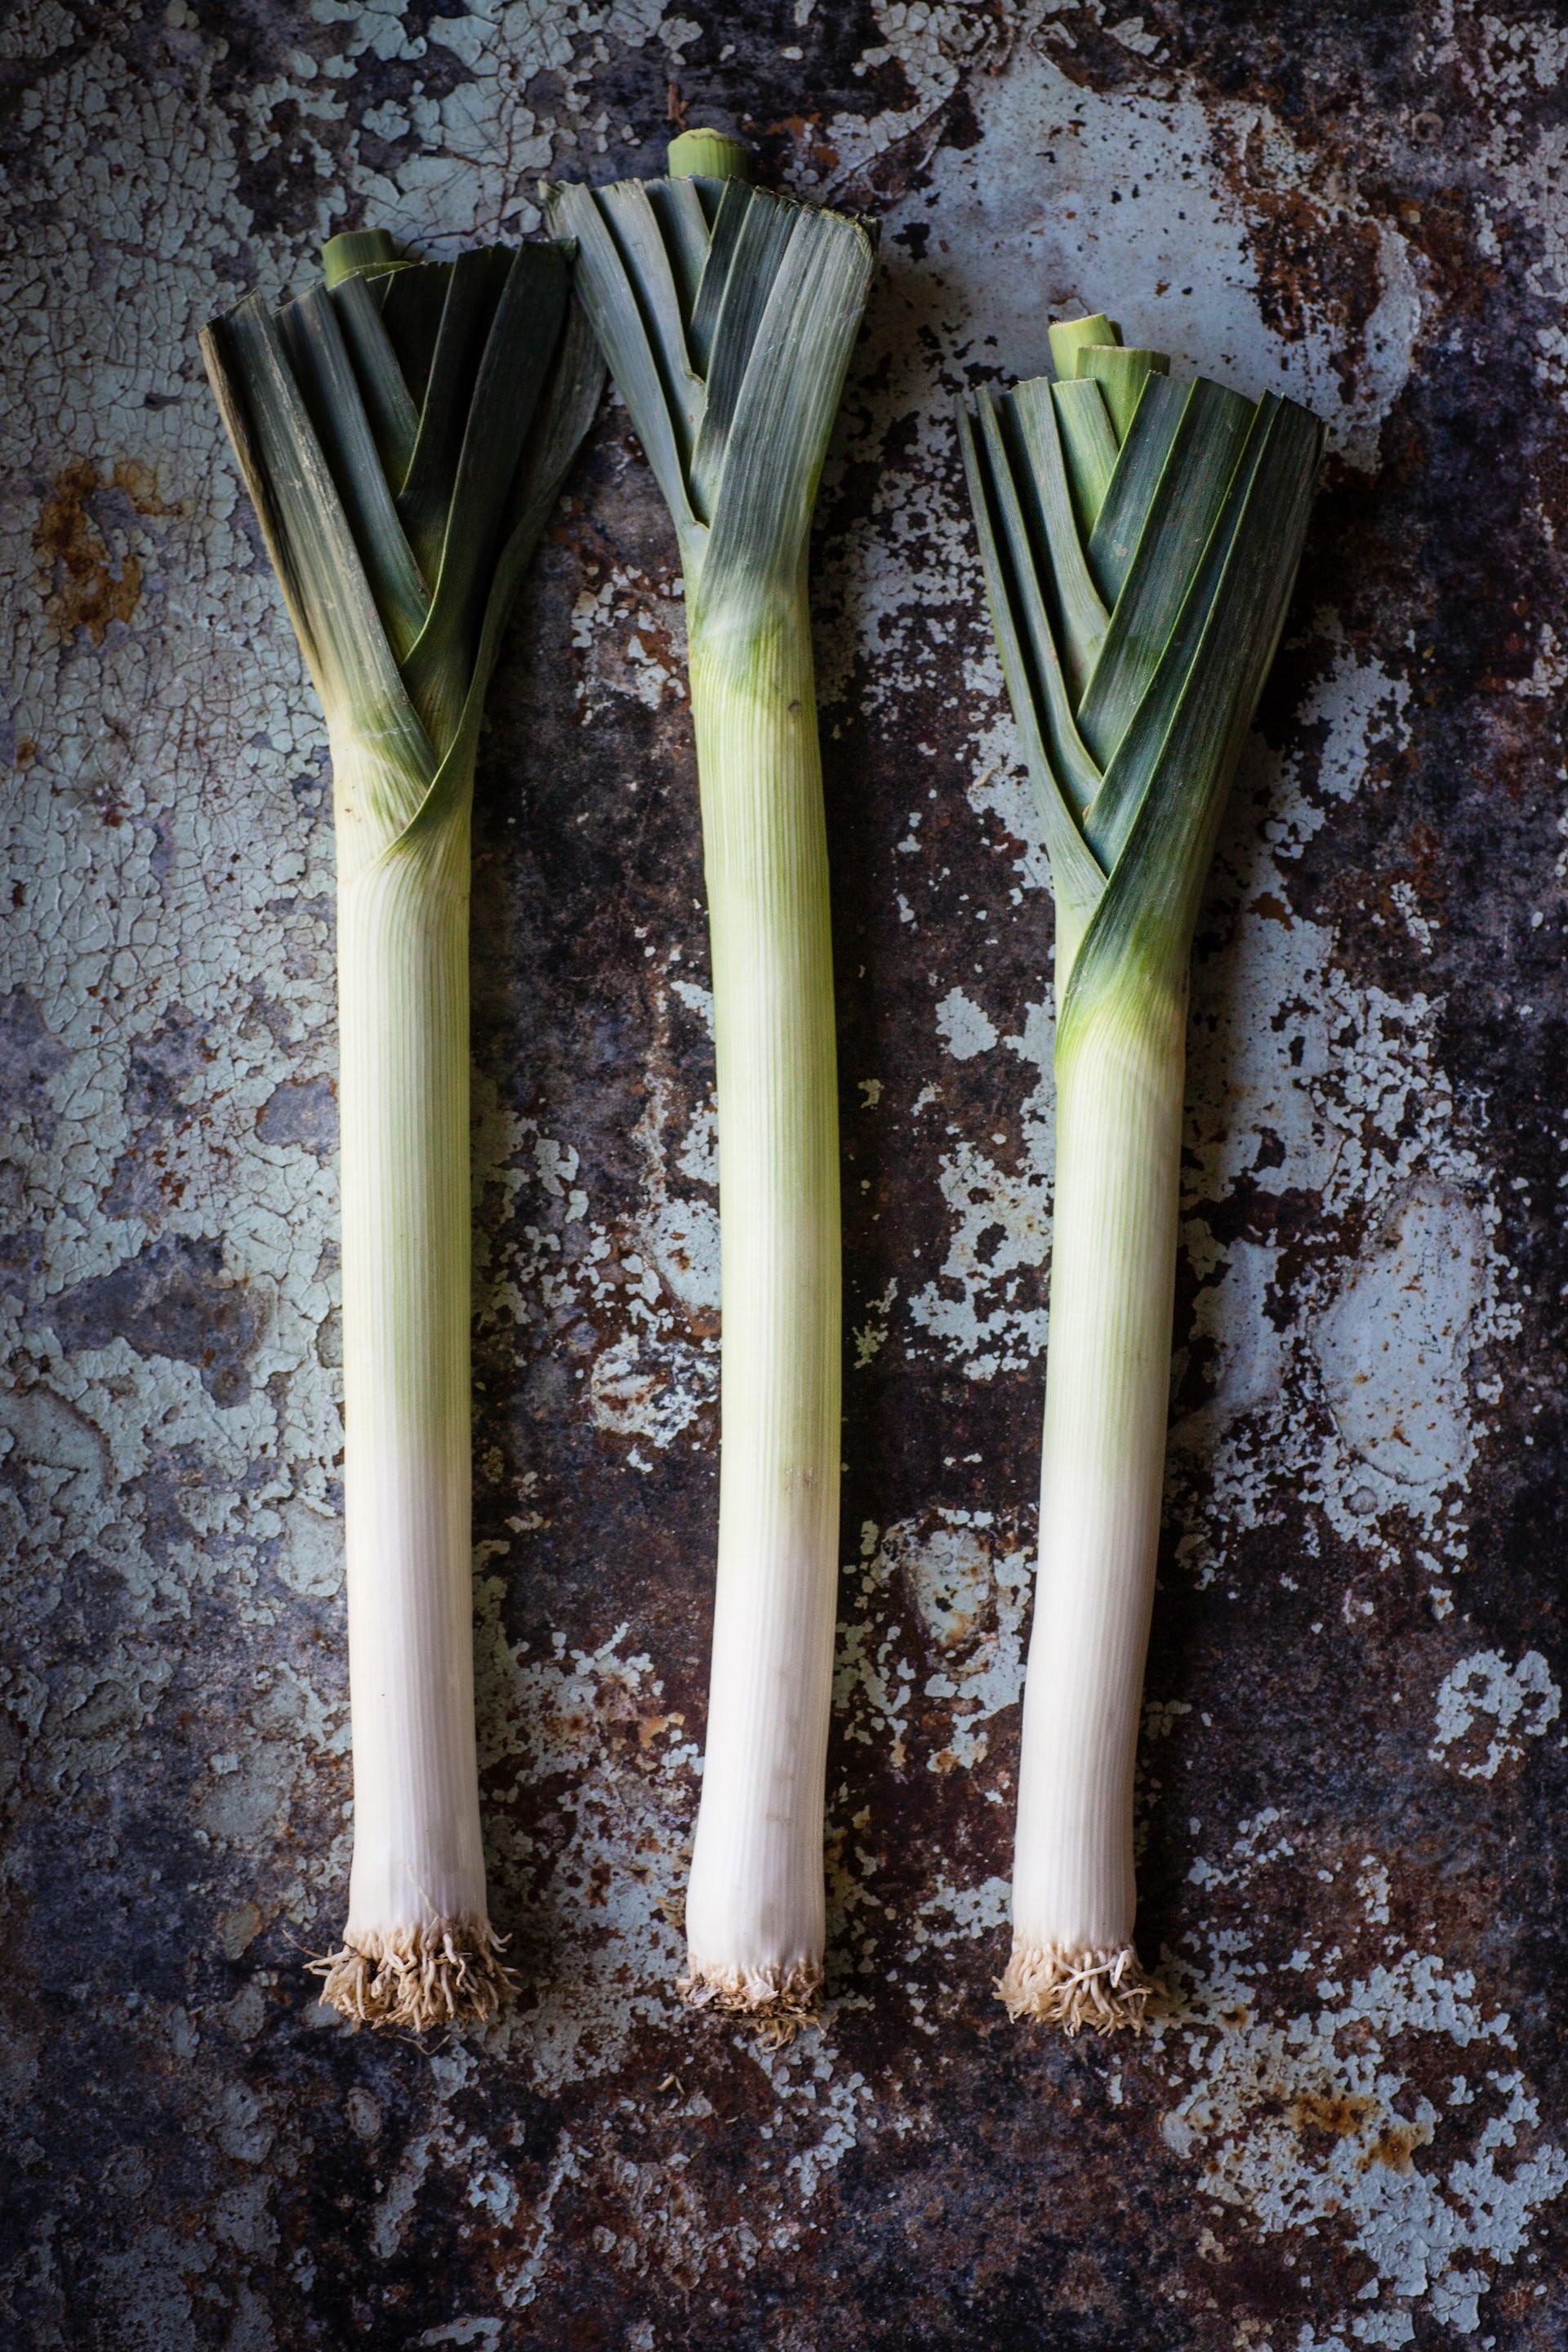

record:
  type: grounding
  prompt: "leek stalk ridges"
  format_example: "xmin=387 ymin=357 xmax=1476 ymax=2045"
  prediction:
xmin=549 ymin=139 xmax=873 ymax=2034
xmin=958 ymin=315 xmax=1323 ymax=2034
xmin=203 ymin=231 xmax=602 ymax=2031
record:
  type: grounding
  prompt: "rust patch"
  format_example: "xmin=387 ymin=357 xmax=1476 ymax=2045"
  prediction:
xmin=33 ymin=457 xmax=171 ymax=644
xmin=1358 ymin=2118 xmax=1433 ymax=2174
xmin=1293 ymin=2089 xmax=1379 ymax=2140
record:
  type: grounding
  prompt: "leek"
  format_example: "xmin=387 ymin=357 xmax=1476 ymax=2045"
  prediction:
xmin=202 ymin=231 xmax=601 ymax=2029
xmin=549 ymin=136 xmax=874 ymax=2034
xmin=957 ymin=317 xmax=1322 ymax=2032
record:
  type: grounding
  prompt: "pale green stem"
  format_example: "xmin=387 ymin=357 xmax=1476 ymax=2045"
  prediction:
xmin=680 ymin=586 xmax=842 ymax=2014
xmin=321 ymin=750 xmax=505 ymax=2023
xmin=1002 ymin=980 xmax=1185 ymax=2031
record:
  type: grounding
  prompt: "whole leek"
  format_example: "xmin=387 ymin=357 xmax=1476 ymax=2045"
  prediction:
xmin=202 ymin=232 xmax=601 ymax=2029
xmin=958 ymin=317 xmax=1322 ymax=2031
xmin=549 ymin=137 xmax=874 ymax=2033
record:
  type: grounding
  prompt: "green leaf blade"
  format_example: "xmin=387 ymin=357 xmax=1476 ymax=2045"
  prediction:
xmin=1004 ymin=377 xmax=1109 ymax=707
xmin=1073 ymin=343 xmax=1170 ymax=441
xmin=647 ymin=176 xmax=713 ymax=325
xmin=401 ymin=296 xmax=608 ymax=856
xmin=397 ymin=247 xmax=510 ymax=584
xmin=402 ymin=245 xmax=568 ymax=757
xmin=1066 ymin=391 xmax=1324 ymax=1039
xmin=1086 ymin=373 xmax=1188 ymax=605
xmin=1052 ymin=378 xmax=1119 ymax=537
xmin=689 ymin=187 xmax=800 ymax=523
xmin=546 ymin=179 xmax=701 ymax=546
xmin=696 ymin=199 xmax=875 ymax=625
xmin=1076 ymin=373 xmax=1255 ymax=770
xmin=969 ymin=391 xmax=1102 ymax=826
xmin=591 ymin=180 xmax=706 ymax=475
xmin=204 ymin=238 xmax=602 ymax=872
xmin=331 ymin=269 xmax=421 ymax=492
xmin=955 ymin=394 xmax=1105 ymax=951
xmin=378 ymin=260 xmax=450 ymax=412
xmin=278 ymin=285 xmax=430 ymax=665
xmin=204 ymin=292 xmax=433 ymax=845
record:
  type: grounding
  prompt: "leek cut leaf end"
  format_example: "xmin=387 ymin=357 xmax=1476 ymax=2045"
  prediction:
xmin=668 ymin=126 xmax=755 ymax=181
xmin=957 ymin=315 xmax=1324 ymax=1012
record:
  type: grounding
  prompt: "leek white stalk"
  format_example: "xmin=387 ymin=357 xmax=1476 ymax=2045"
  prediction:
xmin=550 ymin=136 xmax=873 ymax=2034
xmin=203 ymin=231 xmax=601 ymax=2029
xmin=958 ymin=314 xmax=1323 ymax=2032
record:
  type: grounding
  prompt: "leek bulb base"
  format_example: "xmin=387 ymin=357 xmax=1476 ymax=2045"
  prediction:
xmin=311 ymin=1917 xmax=514 ymax=2032
xmin=678 ymin=1957 xmax=824 ymax=2050
xmin=999 ymin=1940 xmax=1156 ymax=2035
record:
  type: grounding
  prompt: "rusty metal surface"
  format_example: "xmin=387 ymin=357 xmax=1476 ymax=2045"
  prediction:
xmin=5 ymin=2 xmax=1568 ymax=2344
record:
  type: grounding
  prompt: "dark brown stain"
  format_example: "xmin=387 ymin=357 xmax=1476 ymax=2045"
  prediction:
xmin=1218 ymin=127 xmax=1387 ymax=402
xmin=35 ymin=1232 xmax=258 ymax=1405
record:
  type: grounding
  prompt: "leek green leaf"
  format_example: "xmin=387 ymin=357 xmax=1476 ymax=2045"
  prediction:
xmin=1086 ymin=372 xmax=1187 ymax=602
xmin=546 ymin=165 xmax=875 ymax=608
xmin=322 ymin=228 xmax=401 ymax=287
xmin=397 ymin=247 xmax=513 ymax=584
xmin=647 ymin=175 xmax=712 ymax=324
xmin=379 ymin=260 xmax=448 ymax=407
xmin=329 ymin=270 xmax=420 ymax=492
xmin=1076 ymin=373 xmax=1254 ymax=767
xmin=689 ymin=186 xmax=799 ymax=521
xmin=956 ymin=394 xmax=1105 ymax=967
xmin=403 ymin=247 xmax=567 ymax=757
xmin=203 ymin=231 xmax=603 ymax=866
xmin=278 ymin=284 xmax=429 ymax=664
xmin=548 ymin=179 xmax=700 ymax=539
xmin=595 ymin=180 xmax=707 ymax=471
xmin=957 ymin=319 xmax=1323 ymax=1013
xmin=1004 ymin=377 xmax=1108 ymax=704
xmin=969 ymin=390 xmax=1102 ymax=831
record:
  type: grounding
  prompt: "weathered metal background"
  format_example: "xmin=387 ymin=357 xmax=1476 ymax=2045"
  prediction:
xmin=4 ymin=0 xmax=1568 ymax=2343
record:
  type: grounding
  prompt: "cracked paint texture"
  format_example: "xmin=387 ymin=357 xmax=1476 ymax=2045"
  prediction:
xmin=3 ymin=1 xmax=1568 ymax=2345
